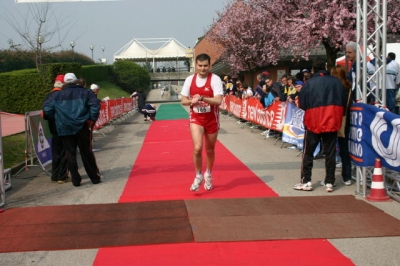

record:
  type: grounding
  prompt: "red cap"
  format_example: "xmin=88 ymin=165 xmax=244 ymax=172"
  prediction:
xmin=55 ymin=74 xmax=65 ymax=83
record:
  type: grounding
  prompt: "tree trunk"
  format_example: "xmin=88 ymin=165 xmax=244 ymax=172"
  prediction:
xmin=322 ymin=41 xmax=338 ymax=71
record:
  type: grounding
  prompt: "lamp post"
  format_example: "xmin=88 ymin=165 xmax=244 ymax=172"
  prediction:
xmin=90 ymin=45 xmax=94 ymax=62
xmin=38 ymin=35 xmax=44 ymax=66
xmin=101 ymin=46 xmax=105 ymax=64
xmin=70 ymin=41 xmax=75 ymax=62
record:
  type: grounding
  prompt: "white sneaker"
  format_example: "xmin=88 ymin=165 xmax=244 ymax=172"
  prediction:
xmin=293 ymin=182 xmax=313 ymax=191
xmin=336 ymin=163 xmax=342 ymax=168
xmin=325 ymin=183 xmax=334 ymax=192
xmin=204 ymin=172 xmax=213 ymax=191
xmin=343 ymin=180 xmax=352 ymax=186
xmin=190 ymin=175 xmax=203 ymax=191
xmin=261 ymin=130 xmax=269 ymax=135
xmin=320 ymin=181 xmax=336 ymax=187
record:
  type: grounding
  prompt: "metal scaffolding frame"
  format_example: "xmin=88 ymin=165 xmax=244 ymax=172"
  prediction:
xmin=354 ymin=0 xmax=400 ymax=201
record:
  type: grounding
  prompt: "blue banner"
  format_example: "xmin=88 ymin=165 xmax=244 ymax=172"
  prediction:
xmin=349 ymin=103 xmax=400 ymax=172
xmin=28 ymin=111 xmax=52 ymax=168
xmin=282 ymin=103 xmax=305 ymax=149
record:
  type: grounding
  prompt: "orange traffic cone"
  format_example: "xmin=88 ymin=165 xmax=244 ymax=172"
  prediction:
xmin=366 ymin=158 xmax=391 ymax=202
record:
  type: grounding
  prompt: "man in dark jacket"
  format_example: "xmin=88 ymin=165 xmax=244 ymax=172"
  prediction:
xmin=43 ymin=74 xmax=69 ymax=184
xmin=43 ymin=73 xmax=101 ymax=187
xmin=294 ymin=57 xmax=346 ymax=193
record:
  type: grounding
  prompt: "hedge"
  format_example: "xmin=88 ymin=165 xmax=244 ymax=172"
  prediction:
xmin=0 ymin=63 xmax=109 ymax=114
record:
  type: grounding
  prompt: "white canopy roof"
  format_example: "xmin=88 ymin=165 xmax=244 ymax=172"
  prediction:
xmin=114 ymin=38 xmax=189 ymax=61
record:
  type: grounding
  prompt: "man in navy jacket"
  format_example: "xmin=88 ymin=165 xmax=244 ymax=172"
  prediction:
xmin=294 ymin=57 xmax=346 ymax=193
xmin=43 ymin=73 xmax=101 ymax=187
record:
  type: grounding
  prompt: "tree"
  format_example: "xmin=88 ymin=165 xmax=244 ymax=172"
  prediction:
xmin=3 ymin=3 xmax=74 ymax=71
xmin=206 ymin=0 xmax=282 ymax=78
xmin=207 ymin=0 xmax=400 ymax=72
xmin=112 ymin=61 xmax=151 ymax=93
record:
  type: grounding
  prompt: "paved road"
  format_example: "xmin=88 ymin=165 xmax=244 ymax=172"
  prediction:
xmin=1 ymin=90 xmax=399 ymax=265
xmin=0 ymin=112 xmax=25 ymax=137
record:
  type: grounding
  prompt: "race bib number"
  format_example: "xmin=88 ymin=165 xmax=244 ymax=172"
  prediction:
xmin=193 ymin=103 xmax=211 ymax=113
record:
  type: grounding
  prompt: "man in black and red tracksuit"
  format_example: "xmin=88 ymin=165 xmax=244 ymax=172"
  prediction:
xmin=43 ymin=74 xmax=69 ymax=184
xmin=294 ymin=57 xmax=347 ymax=193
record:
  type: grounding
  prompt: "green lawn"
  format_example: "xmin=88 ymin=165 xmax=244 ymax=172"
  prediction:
xmin=2 ymin=133 xmax=25 ymax=169
xmin=96 ymin=81 xmax=131 ymax=99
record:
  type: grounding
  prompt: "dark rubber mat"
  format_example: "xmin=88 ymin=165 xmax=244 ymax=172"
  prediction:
xmin=186 ymin=195 xmax=400 ymax=242
xmin=0 ymin=200 xmax=193 ymax=253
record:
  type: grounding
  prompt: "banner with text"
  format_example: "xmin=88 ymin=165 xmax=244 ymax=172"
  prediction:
xmin=349 ymin=103 xmax=400 ymax=172
xmin=222 ymin=95 xmax=286 ymax=132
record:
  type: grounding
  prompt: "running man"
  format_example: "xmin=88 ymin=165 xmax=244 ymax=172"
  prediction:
xmin=180 ymin=53 xmax=223 ymax=191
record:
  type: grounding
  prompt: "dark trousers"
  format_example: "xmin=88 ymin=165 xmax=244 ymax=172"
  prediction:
xmin=51 ymin=135 xmax=68 ymax=181
xmin=141 ymin=109 xmax=156 ymax=118
xmin=61 ymin=126 xmax=101 ymax=186
xmin=338 ymin=136 xmax=352 ymax=182
xmin=301 ymin=130 xmax=337 ymax=185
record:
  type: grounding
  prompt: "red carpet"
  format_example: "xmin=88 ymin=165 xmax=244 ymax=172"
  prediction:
xmin=119 ymin=120 xmax=278 ymax=202
xmin=94 ymin=240 xmax=353 ymax=266
xmin=95 ymin=119 xmax=354 ymax=265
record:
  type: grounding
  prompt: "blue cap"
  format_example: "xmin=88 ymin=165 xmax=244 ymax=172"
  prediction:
xmin=295 ymin=81 xmax=304 ymax=86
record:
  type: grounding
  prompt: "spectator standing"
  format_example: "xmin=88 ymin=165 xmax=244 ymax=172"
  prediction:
xmin=42 ymin=74 xmax=69 ymax=184
xmin=43 ymin=73 xmax=101 ymax=187
xmin=223 ymin=76 xmax=234 ymax=95
xmin=288 ymin=80 xmax=302 ymax=104
xmin=262 ymin=78 xmax=275 ymax=108
xmin=385 ymin=52 xmax=400 ymax=112
xmin=302 ymin=69 xmax=311 ymax=83
xmin=131 ymin=90 xmax=139 ymax=110
xmin=331 ymin=65 xmax=353 ymax=186
xmin=346 ymin=41 xmax=359 ymax=100
xmin=76 ymin=78 xmax=87 ymax=88
xmin=180 ymin=53 xmax=223 ymax=192
xmin=294 ymin=57 xmax=346 ymax=192
xmin=137 ymin=90 xmax=146 ymax=110
xmin=242 ymin=82 xmax=253 ymax=99
xmin=90 ymin=84 xmax=101 ymax=97
xmin=235 ymin=81 xmax=243 ymax=99
xmin=282 ymin=76 xmax=297 ymax=102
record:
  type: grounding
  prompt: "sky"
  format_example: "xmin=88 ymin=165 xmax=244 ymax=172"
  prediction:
xmin=0 ymin=0 xmax=228 ymax=64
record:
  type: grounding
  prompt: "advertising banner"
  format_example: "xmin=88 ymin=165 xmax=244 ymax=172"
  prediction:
xmin=28 ymin=111 xmax=52 ymax=168
xmin=122 ymin=98 xmax=133 ymax=113
xmin=222 ymin=95 xmax=286 ymax=132
xmin=94 ymin=101 xmax=109 ymax=130
xmin=282 ymin=103 xmax=305 ymax=149
xmin=349 ymin=103 xmax=400 ymax=171
xmin=108 ymin=99 xmax=124 ymax=120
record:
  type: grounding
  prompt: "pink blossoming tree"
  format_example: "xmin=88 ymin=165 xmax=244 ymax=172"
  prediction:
xmin=206 ymin=0 xmax=400 ymax=74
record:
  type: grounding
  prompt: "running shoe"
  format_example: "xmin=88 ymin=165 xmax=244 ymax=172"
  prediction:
xmin=190 ymin=175 xmax=203 ymax=191
xmin=320 ymin=181 xmax=336 ymax=187
xmin=343 ymin=180 xmax=352 ymax=186
xmin=204 ymin=172 xmax=213 ymax=191
xmin=325 ymin=183 xmax=334 ymax=192
xmin=293 ymin=182 xmax=313 ymax=191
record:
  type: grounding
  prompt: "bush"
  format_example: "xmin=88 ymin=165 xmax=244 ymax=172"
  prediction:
xmin=111 ymin=61 xmax=151 ymax=94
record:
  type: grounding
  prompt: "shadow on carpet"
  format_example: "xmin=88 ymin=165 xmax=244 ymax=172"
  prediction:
xmin=186 ymin=195 xmax=400 ymax=242
xmin=0 ymin=200 xmax=193 ymax=253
